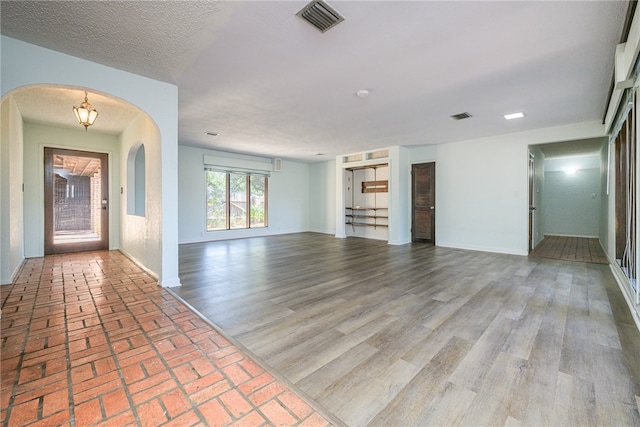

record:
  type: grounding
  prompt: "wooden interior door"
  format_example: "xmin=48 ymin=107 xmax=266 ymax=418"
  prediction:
xmin=412 ymin=162 xmax=435 ymax=243
xmin=44 ymin=148 xmax=109 ymax=254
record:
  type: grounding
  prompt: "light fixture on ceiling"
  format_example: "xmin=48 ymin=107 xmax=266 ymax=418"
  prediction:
xmin=73 ymin=91 xmax=99 ymax=131
xmin=356 ymin=89 xmax=369 ymax=98
xmin=504 ymin=112 xmax=525 ymax=120
xmin=204 ymin=131 xmax=219 ymax=136
xmin=564 ymin=168 xmax=577 ymax=175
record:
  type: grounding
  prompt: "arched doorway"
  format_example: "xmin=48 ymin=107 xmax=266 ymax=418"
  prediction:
xmin=1 ymin=84 xmax=165 ymax=282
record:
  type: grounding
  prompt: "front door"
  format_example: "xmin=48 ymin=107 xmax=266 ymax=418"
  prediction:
xmin=44 ymin=148 xmax=109 ymax=254
xmin=412 ymin=162 xmax=435 ymax=243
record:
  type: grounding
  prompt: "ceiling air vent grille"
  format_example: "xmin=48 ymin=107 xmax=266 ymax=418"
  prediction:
xmin=450 ymin=112 xmax=473 ymax=120
xmin=296 ymin=0 xmax=345 ymax=33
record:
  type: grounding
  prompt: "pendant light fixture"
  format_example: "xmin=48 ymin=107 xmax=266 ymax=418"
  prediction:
xmin=73 ymin=91 xmax=99 ymax=130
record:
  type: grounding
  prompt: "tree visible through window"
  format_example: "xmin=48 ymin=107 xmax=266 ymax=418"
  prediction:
xmin=206 ymin=170 xmax=268 ymax=231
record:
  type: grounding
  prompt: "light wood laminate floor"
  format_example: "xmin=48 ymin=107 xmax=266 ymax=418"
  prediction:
xmin=173 ymin=233 xmax=640 ymax=426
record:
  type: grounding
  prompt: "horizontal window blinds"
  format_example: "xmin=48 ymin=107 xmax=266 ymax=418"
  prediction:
xmin=203 ymin=154 xmax=272 ymax=176
xmin=204 ymin=166 xmax=270 ymax=177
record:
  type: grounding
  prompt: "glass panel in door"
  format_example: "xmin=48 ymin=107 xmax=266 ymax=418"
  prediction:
xmin=44 ymin=148 xmax=109 ymax=254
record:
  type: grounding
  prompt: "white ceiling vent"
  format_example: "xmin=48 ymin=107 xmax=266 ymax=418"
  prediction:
xmin=296 ymin=0 xmax=345 ymax=33
xmin=450 ymin=112 xmax=473 ymax=120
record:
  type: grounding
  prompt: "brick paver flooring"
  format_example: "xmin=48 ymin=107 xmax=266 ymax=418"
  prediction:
xmin=1 ymin=251 xmax=332 ymax=426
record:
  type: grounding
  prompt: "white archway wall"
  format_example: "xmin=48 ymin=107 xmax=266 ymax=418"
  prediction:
xmin=1 ymin=36 xmax=180 ymax=287
xmin=0 ymin=96 xmax=24 ymax=284
xmin=120 ymin=116 xmax=161 ymax=278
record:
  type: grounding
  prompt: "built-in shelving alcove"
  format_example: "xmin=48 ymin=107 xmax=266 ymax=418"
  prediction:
xmin=342 ymin=149 xmax=390 ymax=241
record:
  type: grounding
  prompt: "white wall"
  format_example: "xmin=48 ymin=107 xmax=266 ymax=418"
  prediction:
xmin=0 ymin=96 xmax=24 ymax=284
xmin=23 ymin=122 xmax=121 ymax=257
xmin=543 ymin=168 xmax=601 ymax=237
xmin=1 ymin=36 xmax=180 ymax=287
xmin=408 ymin=145 xmax=437 ymax=164
xmin=389 ymin=146 xmax=411 ymax=245
xmin=178 ymin=145 xmax=310 ymax=243
xmin=119 ymin=115 xmax=162 ymax=277
xmin=309 ymin=160 xmax=336 ymax=234
xmin=331 ymin=126 xmax=605 ymax=255
xmin=435 ymin=121 xmax=605 ymax=256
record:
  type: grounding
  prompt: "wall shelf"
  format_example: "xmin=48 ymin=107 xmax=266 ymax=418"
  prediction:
xmin=345 ymin=164 xmax=389 ymax=234
xmin=345 ymin=207 xmax=388 ymax=229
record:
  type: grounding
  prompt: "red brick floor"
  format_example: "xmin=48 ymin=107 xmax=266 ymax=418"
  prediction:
xmin=1 ymin=251 xmax=332 ymax=427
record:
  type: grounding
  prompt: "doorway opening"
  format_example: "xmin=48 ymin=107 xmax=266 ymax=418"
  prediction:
xmin=528 ymin=138 xmax=606 ymax=254
xmin=44 ymin=147 xmax=109 ymax=254
xmin=411 ymin=162 xmax=435 ymax=243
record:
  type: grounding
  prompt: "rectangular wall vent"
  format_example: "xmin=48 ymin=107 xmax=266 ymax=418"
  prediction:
xmin=296 ymin=0 xmax=345 ymax=33
xmin=366 ymin=150 xmax=389 ymax=160
xmin=450 ymin=112 xmax=473 ymax=120
xmin=343 ymin=154 xmax=363 ymax=163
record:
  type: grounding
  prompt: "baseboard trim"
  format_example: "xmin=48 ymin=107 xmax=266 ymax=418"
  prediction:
xmin=117 ymin=248 xmax=159 ymax=282
xmin=2 ymin=256 xmax=26 ymax=285
xmin=544 ymin=233 xmax=599 ymax=239
xmin=437 ymin=242 xmax=528 ymax=257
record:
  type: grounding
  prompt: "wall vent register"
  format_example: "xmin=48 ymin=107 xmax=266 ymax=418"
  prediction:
xmin=296 ymin=0 xmax=345 ymax=33
xmin=450 ymin=112 xmax=473 ymax=120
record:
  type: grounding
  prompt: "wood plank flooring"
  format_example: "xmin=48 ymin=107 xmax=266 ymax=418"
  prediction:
xmin=532 ymin=235 xmax=608 ymax=264
xmin=172 ymin=233 xmax=640 ymax=426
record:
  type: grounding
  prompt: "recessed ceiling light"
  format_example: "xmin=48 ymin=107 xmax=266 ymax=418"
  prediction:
xmin=356 ymin=89 xmax=369 ymax=98
xmin=204 ymin=131 xmax=219 ymax=136
xmin=504 ymin=112 xmax=525 ymax=120
xmin=315 ymin=153 xmax=324 ymax=156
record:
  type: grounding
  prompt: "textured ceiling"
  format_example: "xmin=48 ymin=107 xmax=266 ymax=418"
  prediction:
xmin=0 ymin=0 xmax=629 ymax=162
xmin=12 ymin=86 xmax=142 ymax=134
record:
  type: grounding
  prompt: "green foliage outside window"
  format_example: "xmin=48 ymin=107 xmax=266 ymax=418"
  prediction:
xmin=206 ymin=170 xmax=267 ymax=231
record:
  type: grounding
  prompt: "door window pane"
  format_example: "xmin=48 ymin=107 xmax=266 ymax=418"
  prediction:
xmin=53 ymin=154 xmax=102 ymax=243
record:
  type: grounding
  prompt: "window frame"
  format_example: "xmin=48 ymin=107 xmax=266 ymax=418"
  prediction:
xmin=205 ymin=168 xmax=268 ymax=231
